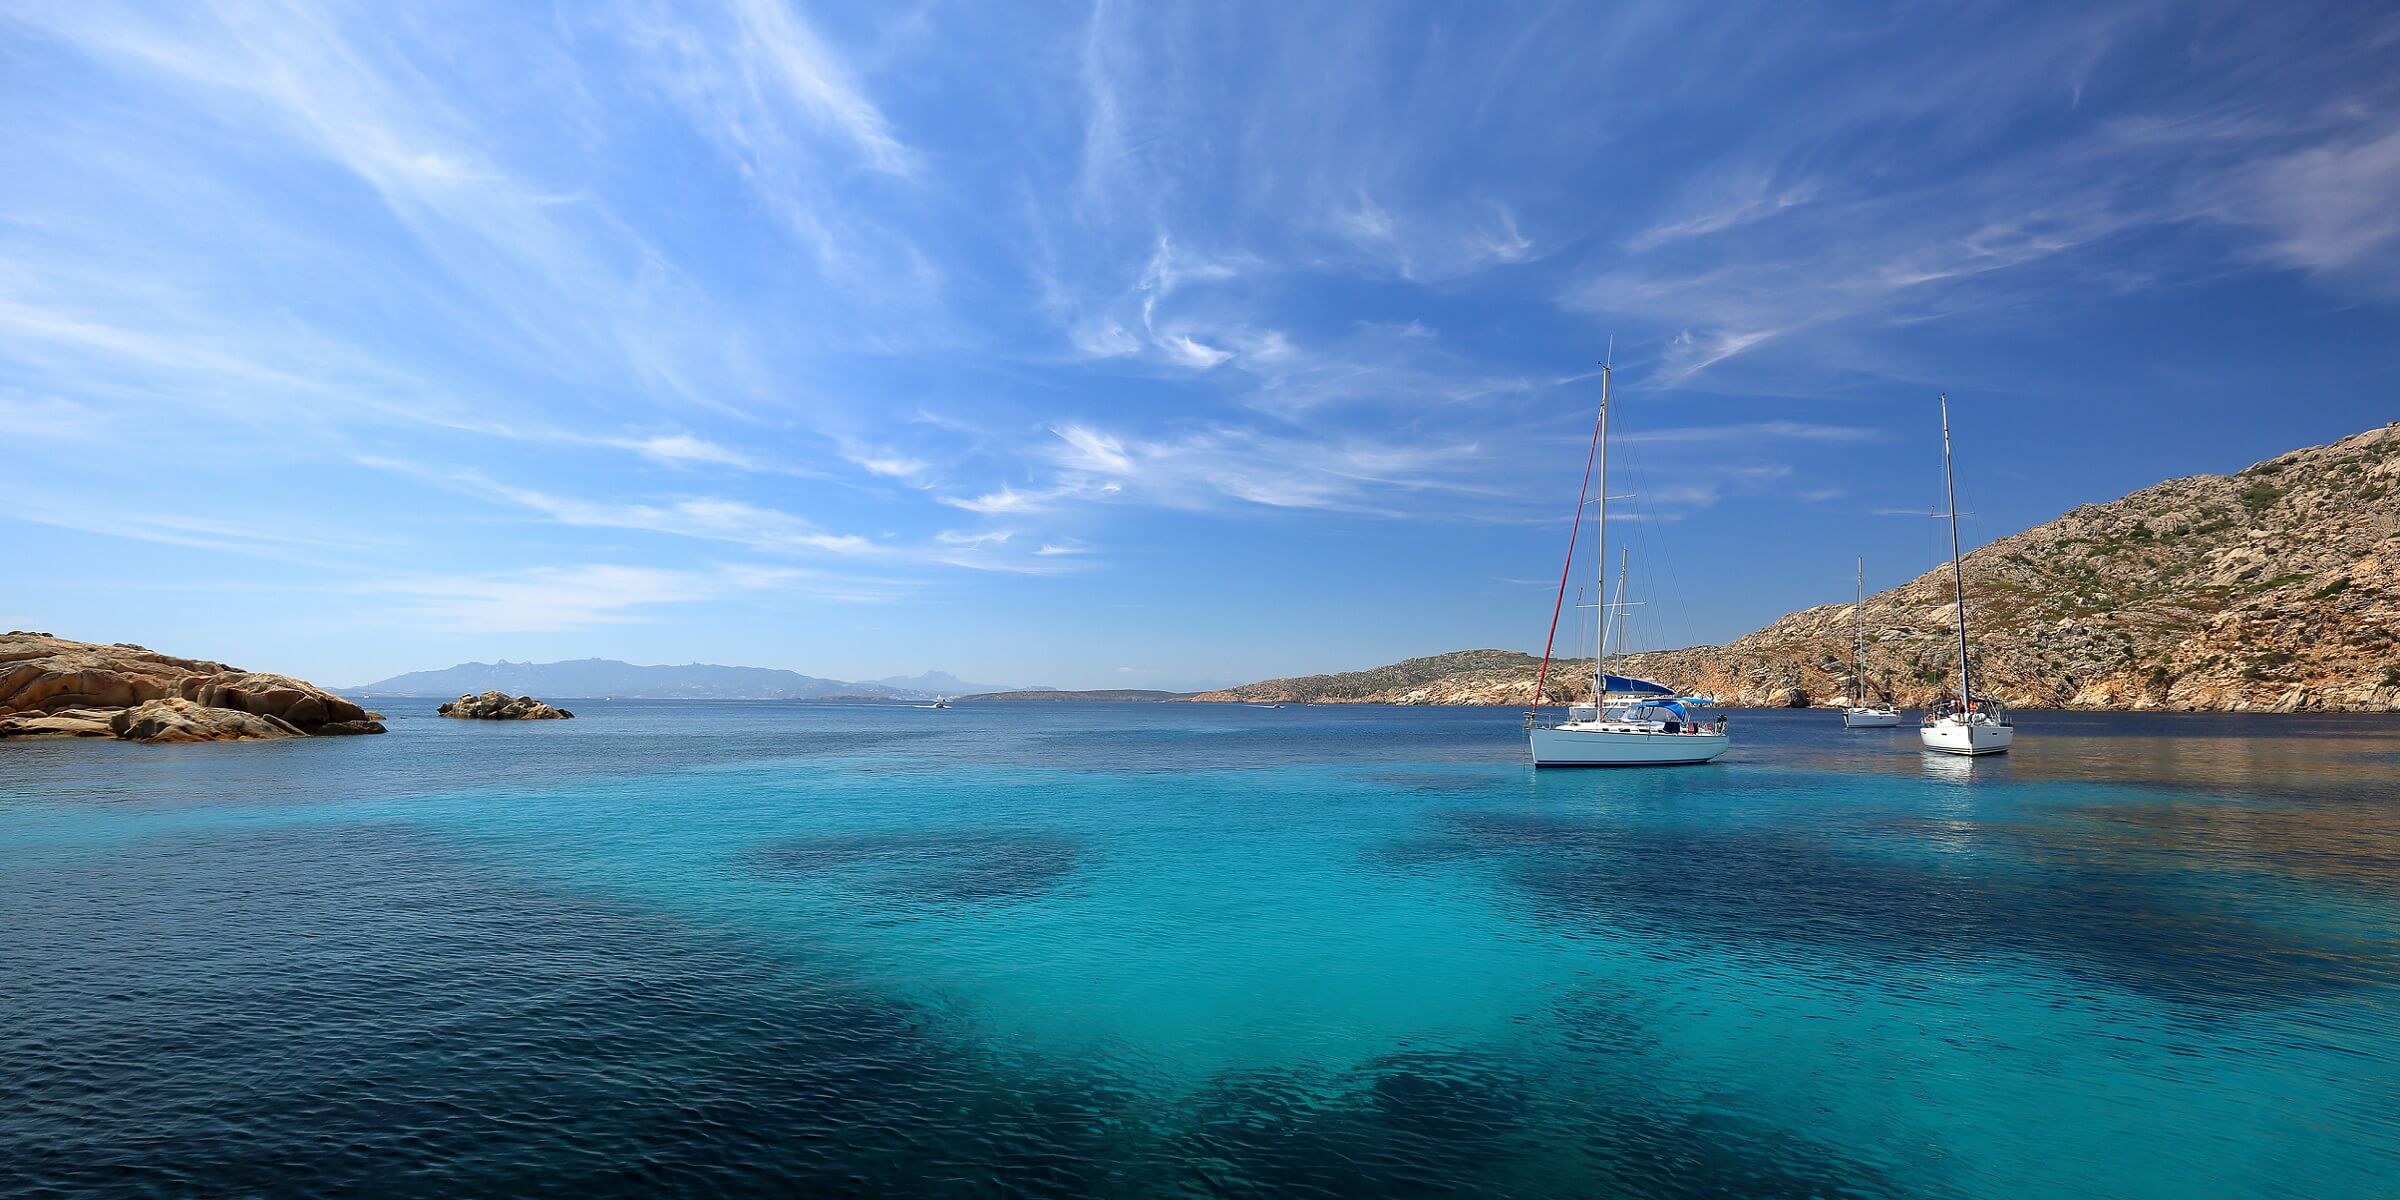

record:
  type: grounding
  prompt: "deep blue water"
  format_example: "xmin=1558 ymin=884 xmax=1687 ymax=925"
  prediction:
xmin=4 ymin=702 xmax=2398 ymax=1198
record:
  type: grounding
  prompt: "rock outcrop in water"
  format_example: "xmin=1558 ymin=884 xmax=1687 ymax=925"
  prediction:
xmin=0 ymin=632 xmax=386 ymax=741
xmin=438 ymin=690 xmax=574 ymax=720
xmin=1197 ymin=423 xmax=2400 ymax=712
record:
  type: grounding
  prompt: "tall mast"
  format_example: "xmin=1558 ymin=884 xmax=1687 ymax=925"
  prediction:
xmin=1593 ymin=362 xmax=1611 ymax=699
xmin=1855 ymin=557 xmax=1867 ymax=706
xmin=1940 ymin=394 xmax=1971 ymax=706
xmin=1602 ymin=546 xmax=1629 ymax=687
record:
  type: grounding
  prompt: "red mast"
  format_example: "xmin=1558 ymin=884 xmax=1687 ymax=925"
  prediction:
xmin=1528 ymin=390 xmax=1606 ymax=718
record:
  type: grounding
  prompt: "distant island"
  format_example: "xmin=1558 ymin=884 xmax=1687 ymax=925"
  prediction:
xmin=962 ymin=689 xmax=1191 ymax=702
xmin=349 ymin=659 xmax=1031 ymax=701
xmin=1197 ymin=423 xmax=2400 ymax=713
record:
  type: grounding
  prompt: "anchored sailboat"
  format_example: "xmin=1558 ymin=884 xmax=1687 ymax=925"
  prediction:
xmin=1525 ymin=359 xmax=1729 ymax=767
xmin=1919 ymin=393 xmax=2015 ymax=756
xmin=1841 ymin=558 xmax=1901 ymax=728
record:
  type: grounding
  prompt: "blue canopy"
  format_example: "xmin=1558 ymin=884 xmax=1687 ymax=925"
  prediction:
xmin=1601 ymin=673 xmax=1675 ymax=696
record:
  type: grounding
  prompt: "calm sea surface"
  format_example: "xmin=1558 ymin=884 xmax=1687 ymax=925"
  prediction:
xmin=4 ymin=702 xmax=2398 ymax=1198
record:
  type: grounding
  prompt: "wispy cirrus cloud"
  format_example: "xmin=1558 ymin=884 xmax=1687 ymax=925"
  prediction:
xmin=1032 ymin=421 xmax=1493 ymax=514
xmin=356 ymin=562 xmax=890 ymax=633
xmin=1559 ymin=3 xmax=2400 ymax=382
xmin=610 ymin=0 xmax=933 ymax=290
xmin=2199 ymin=125 xmax=2400 ymax=297
xmin=1626 ymin=171 xmax=1820 ymax=253
xmin=1618 ymin=421 xmax=1883 ymax=446
xmin=7 ymin=0 xmax=2396 ymax=688
xmin=9 ymin=2 xmax=760 ymax=408
xmin=361 ymin=459 xmax=879 ymax=556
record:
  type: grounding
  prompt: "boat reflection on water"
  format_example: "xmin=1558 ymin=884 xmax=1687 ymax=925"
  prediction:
xmin=1910 ymin=748 xmax=2006 ymax=787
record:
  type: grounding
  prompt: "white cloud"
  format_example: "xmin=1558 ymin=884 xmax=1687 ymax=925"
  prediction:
xmin=615 ymin=433 xmax=763 ymax=469
xmin=1619 ymin=420 xmax=1882 ymax=446
xmin=1157 ymin=334 xmax=1233 ymax=369
xmin=725 ymin=0 xmax=914 ymax=175
xmin=0 ymin=391 xmax=111 ymax=441
xmin=2207 ymin=126 xmax=2400 ymax=295
xmin=370 ymin=564 xmax=725 ymax=632
xmin=1052 ymin=425 xmax=1134 ymax=473
xmin=844 ymin=449 xmax=932 ymax=480
xmin=1625 ymin=172 xmax=1820 ymax=252
xmin=938 ymin=480 xmax=1119 ymax=515
xmin=1070 ymin=320 xmax=1143 ymax=358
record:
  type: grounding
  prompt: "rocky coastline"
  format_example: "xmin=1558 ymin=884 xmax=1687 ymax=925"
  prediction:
xmin=1 ymin=632 xmax=386 ymax=742
xmin=1196 ymin=424 xmax=2400 ymax=713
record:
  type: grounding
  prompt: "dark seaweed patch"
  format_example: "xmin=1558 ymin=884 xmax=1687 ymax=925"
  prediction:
xmin=1158 ymin=1049 xmax=1901 ymax=1198
xmin=1414 ymin=808 xmax=2397 ymax=1005
xmin=1165 ymin=1055 xmax=1532 ymax=1197
xmin=748 ymin=828 xmax=1085 ymax=903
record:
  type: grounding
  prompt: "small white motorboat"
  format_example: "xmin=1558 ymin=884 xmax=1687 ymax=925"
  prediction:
xmin=1919 ymin=393 xmax=2015 ymax=757
xmin=931 ymin=695 xmax=950 ymax=709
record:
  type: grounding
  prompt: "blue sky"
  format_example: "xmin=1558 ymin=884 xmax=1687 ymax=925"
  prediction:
xmin=4 ymin=1 xmax=2396 ymax=690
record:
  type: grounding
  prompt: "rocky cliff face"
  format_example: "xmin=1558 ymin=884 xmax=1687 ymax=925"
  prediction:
xmin=0 ymin=632 xmax=385 ymax=741
xmin=1197 ymin=423 xmax=2400 ymax=712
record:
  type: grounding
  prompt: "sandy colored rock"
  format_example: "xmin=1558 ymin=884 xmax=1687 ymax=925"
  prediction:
xmin=438 ymin=691 xmax=574 ymax=720
xmin=109 ymin=698 xmax=304 ymax=743
xmin=0 ymin=632 xmax=385 ymax=742
xmin=0 ymin=707 xmax=120 ymax=738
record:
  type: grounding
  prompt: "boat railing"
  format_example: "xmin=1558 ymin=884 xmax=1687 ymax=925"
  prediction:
xmin=1925 ymin=698 xmax=2013 ymax=727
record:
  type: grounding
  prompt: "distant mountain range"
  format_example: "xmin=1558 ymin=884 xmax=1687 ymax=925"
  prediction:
xmin=961 ymin=689 xmax=1191 ymax=702
xmin=348 ymin=658 xmax=1027 ymax=700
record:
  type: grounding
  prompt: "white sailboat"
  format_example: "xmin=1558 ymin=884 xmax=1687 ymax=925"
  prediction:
xmin=1527 ymin=360 xmax=1729 ymax=768
xmin=1919 ymin=393 xmax=2015 ymax=756
xmin=1841 ymin=557 xmax=1901 ymax=728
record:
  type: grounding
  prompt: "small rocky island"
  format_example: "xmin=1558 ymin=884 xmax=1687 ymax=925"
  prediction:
xmin=0 ymin=631 xmax=385 ymax=743
xmin=439 ymin=690 xmax=574 ymax=720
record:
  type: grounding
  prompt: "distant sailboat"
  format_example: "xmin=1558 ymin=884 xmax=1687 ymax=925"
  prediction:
xmin=1841 ymin=558 xmax=1901 ymax=729
xmin=1919 ymin=393 xmax=2015 ymax=756
xmin=1526 ymin=358 xmax=1729 ymax=767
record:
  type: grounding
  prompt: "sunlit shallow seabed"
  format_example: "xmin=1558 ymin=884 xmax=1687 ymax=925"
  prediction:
xmin=5 ymin=703 xmax=2397 ymax=1197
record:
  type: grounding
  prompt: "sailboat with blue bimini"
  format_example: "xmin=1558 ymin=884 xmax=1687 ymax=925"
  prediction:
xmin=1525 ymin=359 xmax=1729 ymax=767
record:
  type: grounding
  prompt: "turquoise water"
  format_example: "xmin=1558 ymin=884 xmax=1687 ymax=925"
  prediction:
xmin=5 ymin=702 xmax=2398 ymax=1197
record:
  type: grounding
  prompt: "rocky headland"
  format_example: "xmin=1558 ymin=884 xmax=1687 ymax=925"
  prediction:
xmin=438 ymin=691 xmax=574 ymax=720
xmin=0 ymin=632 xmax=386 ymax=742
xmin=1196 ymin=423 xmax=2400 ymax=713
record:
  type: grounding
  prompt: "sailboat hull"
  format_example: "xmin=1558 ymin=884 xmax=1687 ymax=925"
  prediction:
xmin=1918 ymin=718 xmax=2012 ymax=756
xmin=1841 ymin=707 xmax=1902 ymax=728
xmin=1530 ymin=726 xmax=1729 ymax=767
